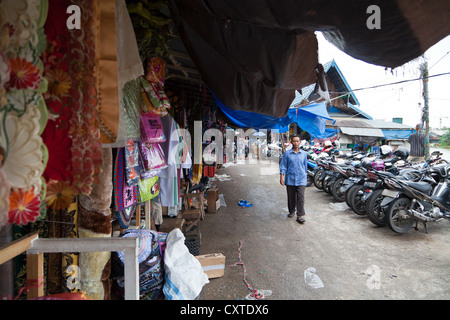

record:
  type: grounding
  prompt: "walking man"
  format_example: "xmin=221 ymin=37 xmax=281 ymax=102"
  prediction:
xmin=279 ymin=134 xmax=308 ymax=224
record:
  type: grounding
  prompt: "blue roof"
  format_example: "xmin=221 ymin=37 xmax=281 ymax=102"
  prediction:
xmin=324 ymin=60 xmax=360 ymax=106
xmin=290 ymin=59 xmax=371 ymax=119
xmin=347 ymin=103 xmax=372 ymax=120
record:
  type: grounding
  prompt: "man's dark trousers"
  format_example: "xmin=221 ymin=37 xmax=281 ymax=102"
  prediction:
xmin=286 ymin=185 xmax=306 ymax=216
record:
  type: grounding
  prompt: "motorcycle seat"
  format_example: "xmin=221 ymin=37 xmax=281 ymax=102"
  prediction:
xmin=334 ymin=164 xmax=353 ymax=169
xmin=402 ymin=181 xmax=434 ymax=195
xmin=377 ymin=171 xmax=395 ymax=177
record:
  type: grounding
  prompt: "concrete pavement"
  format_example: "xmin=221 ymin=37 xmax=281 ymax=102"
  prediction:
xmin=196 ymin=159 xmax=450 ymax=300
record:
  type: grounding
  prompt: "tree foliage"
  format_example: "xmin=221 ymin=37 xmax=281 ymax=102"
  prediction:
xmin=439 ymin=128 xmax=450 ymax=146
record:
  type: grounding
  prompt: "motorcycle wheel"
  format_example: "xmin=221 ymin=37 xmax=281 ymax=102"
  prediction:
xmin=323 ymin=176 xmax=332 ymax=194
xmin=345 ymin=185 xmax=357 ymax=208
xmin=331 ymin=177 xmax=346 ymax=202
xmin=386 ymin=197 xmax=414 ymax=233
xmin=307 ymin=174 xmax=313 ymax=187
xmin=365 ymin=189 xmax=386 ymax=226
xmin=313 ymin=170 xmax=324 ymax=189
xmin=348 ymin=185 xmax=366 ymax=215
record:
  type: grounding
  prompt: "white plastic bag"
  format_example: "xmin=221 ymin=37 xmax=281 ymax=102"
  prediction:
xmin=163 ymin=229 xmax=209 ymax=300
xmin=304 ymin=267 xmax=324 ymax=289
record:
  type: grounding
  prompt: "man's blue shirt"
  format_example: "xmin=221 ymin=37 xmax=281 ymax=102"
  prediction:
xmin=279 ymin=149 xmax=308 ymax=186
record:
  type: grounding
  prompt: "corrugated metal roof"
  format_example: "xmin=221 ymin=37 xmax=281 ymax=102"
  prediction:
xmin=329 ymin=117 xmax=413 ymax=130
xmin=290 ymin=85 xmax=316 ymax=107
xmin=361 ymin=119 xmax=413 ymax=129
xmin=340 ymin=127 xmax=385 ymax=137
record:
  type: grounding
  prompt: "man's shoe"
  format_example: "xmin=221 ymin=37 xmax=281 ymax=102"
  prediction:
xmin=296 ymin=216 xmax=305 ymax=224
xmin=288 ymin=212 xmax=295 ymax=218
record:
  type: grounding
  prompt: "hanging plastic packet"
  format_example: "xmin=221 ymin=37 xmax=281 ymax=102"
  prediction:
xmin=125 ymin=139 xmax=140 ymax=186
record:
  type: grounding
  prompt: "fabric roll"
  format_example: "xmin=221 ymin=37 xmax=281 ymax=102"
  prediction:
xmin=93 ymin=0 xmax=120 ymax=143
xmin=78 ymin=148 xmax=113 ymax=300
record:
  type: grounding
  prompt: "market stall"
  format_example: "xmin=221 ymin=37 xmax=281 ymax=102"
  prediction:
xmin=0 ymin=0 xmax=223 ymax=300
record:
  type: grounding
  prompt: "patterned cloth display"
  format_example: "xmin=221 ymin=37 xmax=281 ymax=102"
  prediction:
xmin=145 ymin=57 xmax=166 ymax=86
xmin=140 ymin=77 xmax=170 ymax=116
xmin=113 ymin=148 xmax=138 ymax=228
xmin=112 ymin=229 xmax=165 ymax=300
xmin=125 ymin=140 xmax=140 ymax=187
xmin=42 ymin=0 xmax=103 ymax=196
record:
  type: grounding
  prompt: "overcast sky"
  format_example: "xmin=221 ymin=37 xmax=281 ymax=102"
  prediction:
xmin=316 ymin=32 xmax=450 ymax=130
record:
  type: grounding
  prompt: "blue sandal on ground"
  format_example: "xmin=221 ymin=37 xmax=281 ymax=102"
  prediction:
xmin=238 ymin=200 xmax=253 ymax=207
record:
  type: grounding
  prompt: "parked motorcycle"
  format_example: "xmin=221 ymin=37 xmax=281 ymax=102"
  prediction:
xmin=307 ymin=159 xmax=317 ymax=187
xmin=312 ymin=158 xmax=333 ymax=190
xmin=347 ymin=153 xmax=410 ymax=216
xmin=347 ymin=157 xmax=386 ymax=215
xmin=382 ymin=164 xmax=450 ymax=233
xmin=327 ymin=162 xmax=358 ymax=202
xmin=364 ymin=168 xmax=425 ymax=226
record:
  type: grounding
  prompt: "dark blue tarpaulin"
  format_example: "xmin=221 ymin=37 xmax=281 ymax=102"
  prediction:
xmin=213 ymin=94 xmax=335 ymax=139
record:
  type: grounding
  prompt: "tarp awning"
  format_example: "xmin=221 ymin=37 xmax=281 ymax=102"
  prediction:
xmin=213 ymin=93 xmax=335 ymax=139
xmin=382 ymin=129 xmax=413 ymax=140
xmin=168 ymin=0 xmax=450 ymax=118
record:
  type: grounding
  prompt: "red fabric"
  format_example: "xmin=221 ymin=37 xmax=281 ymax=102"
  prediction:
xmin=41 ymin=120 xmax=73 ymax=182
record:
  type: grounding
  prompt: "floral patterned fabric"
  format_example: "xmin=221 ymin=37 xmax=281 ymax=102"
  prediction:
xmin=42 ymin=0 xmax=102 ymax=196
xmin=0 ymin=0 xmax=46 ymax=226
xmin=8 ymin=188 xmax=41 ymax=225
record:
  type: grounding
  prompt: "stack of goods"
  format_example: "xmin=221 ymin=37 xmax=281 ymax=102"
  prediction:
xmin=111 ymin=229 xmax=165 ymax=300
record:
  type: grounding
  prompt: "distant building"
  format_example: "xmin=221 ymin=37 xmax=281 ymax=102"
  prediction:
xmin=292 ymin=60 xmax=414 ymax=149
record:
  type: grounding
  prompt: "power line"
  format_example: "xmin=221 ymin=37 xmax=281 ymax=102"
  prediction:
xmin=350 ymin=71 xmax=450 ymax=93
xmin=429 ymin=51 xmax=450 ymax=70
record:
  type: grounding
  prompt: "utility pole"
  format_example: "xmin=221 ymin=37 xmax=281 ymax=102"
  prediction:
xmin=420 ymin=62 xmax=430 ymax=160
xmin=440 ymin=116 xmax=449 ymax=129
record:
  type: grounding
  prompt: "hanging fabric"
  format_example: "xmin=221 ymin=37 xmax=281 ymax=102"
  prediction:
xmin=113 ymin=148 xmax=138 ymax=228
xmin=140 ymin=77 xmax=170 ymax=116
xmin=93 ymin=0 xmax=120 ymax=143
xmin=125 ymin=140 xmax=140 ymax=187
xmin=145 ymin=57 xmax=166 ymax=86
xmin=104 ymin=0 xmax=144 ymax=148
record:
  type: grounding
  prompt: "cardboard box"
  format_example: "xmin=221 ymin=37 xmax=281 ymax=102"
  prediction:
xmin=215 ymin=199 xmax=221 ymax=211
xmin=207 ymin=188 xmax=219 ymax=213
xmin=195 ymin=253 xmax=226 ymax=279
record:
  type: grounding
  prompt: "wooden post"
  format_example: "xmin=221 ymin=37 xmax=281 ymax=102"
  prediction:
xmin=0 ymin=232 xmax=38 ymax=265
xmin=28 ymin=237 xmax=140 ymax=300
xmin=26 ymin=252 xmax=44 ymax=299
xmin=144 ymin=200 xmax=151 ymax=230
xmin=135 ymin=204 xmax=141 ymax=228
